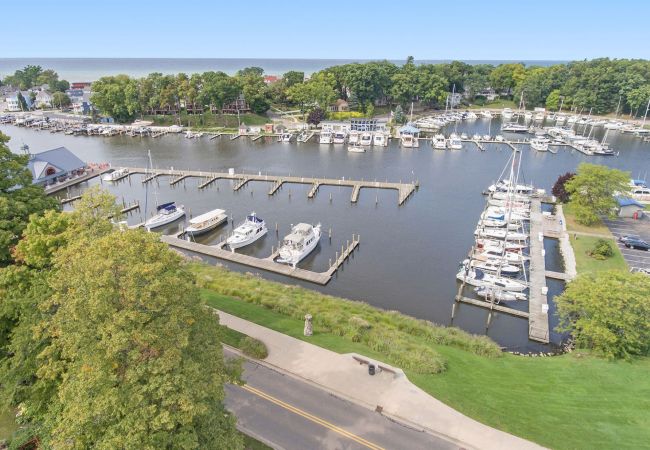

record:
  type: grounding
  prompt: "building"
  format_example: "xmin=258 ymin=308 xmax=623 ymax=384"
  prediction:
xmin=616 ymin=197 xmax=645 ymax=218
xmin=71 ymin=82 xmax=92 ymax=90
xmin=5 ymin=96 xmax=21 ymax=111
xmin=350 ymin=118 xmax=387 ymax=132
xmin=264 ymin=75 xmax=279 ymax=84
xmin=320 ymin=120 xmax=351 ymax=133
xmin=328 ymin=99 xmax=349 ymax=113
xmin=27 ymin=147 xmax=87 ymax=186
xmin=221 ymin=94 xmax=250 ymax=114
xmin=35 ymin=90 xmax=53 ymax=108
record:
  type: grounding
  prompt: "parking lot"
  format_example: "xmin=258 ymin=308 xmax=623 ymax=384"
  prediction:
xmin=602 ymin=216 xmax=650 ymax=271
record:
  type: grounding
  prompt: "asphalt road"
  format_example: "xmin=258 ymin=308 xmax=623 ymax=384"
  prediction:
xmin=602 ymin=216 xmax=650 ymax=271
xmin=224 ymin=350 xmax=460 ymax=450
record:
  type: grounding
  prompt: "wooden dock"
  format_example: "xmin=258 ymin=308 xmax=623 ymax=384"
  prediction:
xmin=44 ymin=167 xmax=112 ymax=195
xmin=120 ymin=167 xmax=417 ymax=205
xmin=528 ymin=199 xmax=550 ymax=343
xmin=455 ymin=296 xmax=529 ymax=319
xmin=170 ymin=174 xmax=189 ymax=186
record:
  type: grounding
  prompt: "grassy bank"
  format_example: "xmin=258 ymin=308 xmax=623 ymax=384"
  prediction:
xmin=143 ymin=111 xmax=270 ymax=129
xmin=0 ymin=408 xmax=18 ymax=442
xmin=195 ymin=264 xmax=650 ymax=450
xmin=467 ymin=99 xmax=517 ymax=110
xmin=562 ymin=203 xmax=613 ymax=236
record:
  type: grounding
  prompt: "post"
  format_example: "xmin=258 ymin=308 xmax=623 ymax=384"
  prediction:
xmin=451 ymin=303 xmax=456 ymax=320
xmin=329 ymin=192 xmax=332 ymax=202
xmin=303 ymin=314 xmax=313 ymax=337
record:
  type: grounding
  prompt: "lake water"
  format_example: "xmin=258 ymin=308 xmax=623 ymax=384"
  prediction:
xmin=3 ymin=119 xmax=648 ymax=352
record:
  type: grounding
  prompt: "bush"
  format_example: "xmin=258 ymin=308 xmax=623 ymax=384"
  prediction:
xmin=240 ymin=337 xmax=269 ymax=359
xmin=328 ymin=111 xmax=365 ymax=120
xmin=552 ymin=172 xmax=575 ymax=203
xmin=589 ymin=239 xmax=614 ymax=260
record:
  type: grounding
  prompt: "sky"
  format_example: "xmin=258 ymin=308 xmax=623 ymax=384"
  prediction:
xmin=2 ymin=0 xmax=649 ymax=60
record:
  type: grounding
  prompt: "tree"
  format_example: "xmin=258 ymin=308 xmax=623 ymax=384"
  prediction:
xmin=546 ymin=89 xmax=562 ymax=111
xmin=556 ymin=271 xmax=650 ymax=359
xmin=17 ymin=92 xmax=28 ymax=111
xmin=237 ymin=72 xmax=270 ymax=114
xmin=282 ymin=70 xmax=305 ymax=88
xmin=307 ymin=107 xmax=325 ymax=125
xmin=565 ymin=163 xmax=630 ymax=225
xmin=52 ymin=91 xmax=71 ymax=109
xmin=0 ymin=133 xmax=59 ymax=265
xmin=416 ymin=66 xmax=448 ymax=107
xmin=236 ymin=67 xmax=264 ymax=78
xmin=91 ymin=75 xmax=141 ymax=122
xmin=489 ymin=63 xmax=525 ymax=94
xmin=286 ymin=73 xmax=336 ymax=112
xmin=552 ymin=172 xmax=575 ymax=203
xmin=393 ymin=105 xmax=405 ymax=124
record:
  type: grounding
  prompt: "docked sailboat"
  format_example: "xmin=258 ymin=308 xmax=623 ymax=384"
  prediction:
xmin=476 ymin=238 xmax=527 ymax=252
xmin=102 ymin=167 xmax=129 ymax=182
xmin=456 ymin=266 xmax=527 ymax=292
xmin=145 ymin=202 xmax=186 ymax=230
xmin=276 ymin=223 xmax=321 ymax=267
xmin=474 ymin=287 xmax=527 ymax=302
xmin=226 ymin=213 xmax=268 ymax=250
xmin=463 ymin=258 xmax=520 ymax=276
xmin=185 ymin=208 xmax=227 ymax=237
xmin=474 ymin=227 xmax=528 ymax=241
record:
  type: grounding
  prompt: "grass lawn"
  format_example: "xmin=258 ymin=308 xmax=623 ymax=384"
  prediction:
xmin=143 ymin=111 xmax=270 ymax=129
xmin=0 ymin=408 xmax=18 ymax=442
xmin=562 ymin=203 xmax=613 ymax=236
xmin=467 ymin=99 xmax=517 ymax=110
xmin=203 ymin=289 xmax=650 ymax=450
xmin=569 ymin=235 xmax=628 ymax=273
xmin=241 ymin=432 xmax=272 ymax=450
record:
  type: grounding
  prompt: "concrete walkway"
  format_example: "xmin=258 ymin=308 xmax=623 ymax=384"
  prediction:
xmin=218 ymin=310 xmax=545 ymax=450
xmin=556 ymin=205 xmax=578 ymax=279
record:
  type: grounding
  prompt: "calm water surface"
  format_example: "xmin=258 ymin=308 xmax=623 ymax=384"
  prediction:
xmin=4 ymin=119 xmax=648 ymax=351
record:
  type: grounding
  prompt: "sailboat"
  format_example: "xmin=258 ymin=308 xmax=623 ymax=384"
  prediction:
xmin=143 ymin=150 xmax=186 ymax=230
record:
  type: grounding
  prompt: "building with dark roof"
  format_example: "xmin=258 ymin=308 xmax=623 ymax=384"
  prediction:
xmin=27 ymin=146 xmax=86 ymax=185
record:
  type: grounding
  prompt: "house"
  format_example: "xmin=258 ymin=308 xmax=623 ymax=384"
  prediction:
xmin=5 ymin=96 xmax=21 ymax=112
xmin=264 ymin=75 xmax=279 ymax=84
xmin=328 ymin=99 xmax=349 ymax=113
xmin=5 ymin=91 xmax=33 ymax=111
xmin=320 ymin=121 xmax=351 ymax=133
xmin=221 ymin=94 xmax=250 ymax=114
xmin=476 ymin=88 xmax=498 ymax=101
xmin=27 ymin=147 xmax=86 ymax=186
xmin=71 ymin=82 xmax=92 ymax=90
xmin=35 ymin=90 xmax=53 ymax=108
xmin=616 ymin=197 xmax=645 ymax=219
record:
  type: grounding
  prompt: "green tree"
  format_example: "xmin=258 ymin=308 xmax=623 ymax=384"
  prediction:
xmin=282 ymin=70 xmax=305 ymax=88
xmin=237 ymin=72 xmax=270 ymax=114
xmin=90 ymin=75 xmax=141 ymax=122
xmin=556 ymin=271 xmax=650 ymax=358
xmin=565 ymin=163 xmax=630 ymax=225
xmin=286 ymin=72 xmax=337 ymax=112
xmin=236 ymin=66 xmax=264 ymax=78
xmin=416 ymin=66 xmax=449 ymax=107
xmin=0 ymin=133 xmax=58 ymax=265
xmin=51 ymin=91 xmax=71 ymax=108
xmin=393 ymin=105 xmax=405 ymax=124
xmin=489 ymin=63 xmax=525 ymax=94
xmin=545 ymin=89 xmax=561 ymax=111
xmin=17 ymin=92 xmax=28 ymax=111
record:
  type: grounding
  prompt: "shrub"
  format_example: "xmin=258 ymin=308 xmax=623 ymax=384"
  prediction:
xmin=328 ymin=111 xmax=365 ymax=120
xmin=240 ymin=337 xmax=269 ymax=359
xmin=589 ymin=239 xmax=614 ymax=260
xmin=552 ymin=172 xmax=575 ymax=203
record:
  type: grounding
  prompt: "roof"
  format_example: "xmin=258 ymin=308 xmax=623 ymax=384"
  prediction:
xmin=399 ymin=124 xmax=420 ymax=134
xmin=293 ymin=223 xmax=313 ymax=233
xmin=616 ymin=197 xmax=644 ymax=208
xmin=27 ymin=147 xmax=86 ymax=181
xmin=189 ymin=209 xmax=226 ymax=224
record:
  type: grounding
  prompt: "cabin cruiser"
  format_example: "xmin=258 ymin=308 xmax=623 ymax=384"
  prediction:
xmin=483 ymin=134 xmax=491 ymax=141
xmin=555 ymin=114 xmax=567 ymax=125
xmin=400 ymin=134 xmax=419 ymax=148
xmin=348 ymin=145 xmax=366 ymax=153
xmin=279 ymin=132 xmax=293 ymax=142
xmin=474 ymin=246 xmax=528 ymax=265
xmin=567 ymin=115 xmax=578 ymax=124
xmin=534 ymin=111 xmax=545 ymax=121
xmin=373 ymin=132 xmax=388 ymax=147
xmin=530 ymin=137 xmax=549 ymax=152
xmin=102 ymin=167 xmax=129 ymax=182
xmin=333 ymin=132 xmax=347 ymax=144
xmin=319 ymin=131 xmax=333 ymax=144
xmin=474 ymin=227 xmax=528 ymax=241
xmin=456 ymin=266 xmax=528 ymax=292
xmin=226 ymin=213 xmax=268 ymax=250
xmin=502 ymin=108 xmax=514 ymax=119
xmin=447 ymin=133 xmax=463 ymax=150
xmin=145 ymin=202 xmax=186 ymax=230
xmin=480 ymin=110 xmax=493 ymax=119
xmin=185 ymin=209 xmax=227 ymax=237
xmin=523 ymin=111 xmax=533 ymax=121
xmin=276 ymin=223 xmax=321 ymax=267
xmin=476 ymin=238 xmax=526 ymax=252
xmin=487 ymin=179 xmax=535 ymax=195
xmin=432 ymin=134 xmax=447 ymax=149
xmin=604 ymin=121 xmax=624 ymax=130
xmin=501 ymin=123 xmax=528 ymax=133
xmin=464 ymin=111 xmax=478 ymax=120
xmin=460 ymin=133 xmax=469 ymax=140
xmin=360 ymin=132 xmax=373 ymax=146
xmin=472 ymin=133 xmax=481 ymax=140
xmin=348 ymin=131 xmax=360 ymax=145
xmin=463 ymin=258 xmax=520 ymax=276
xmin=474 ymin=287 xmax=527 ymax=302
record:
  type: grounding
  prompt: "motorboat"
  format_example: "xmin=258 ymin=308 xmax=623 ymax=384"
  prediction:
xmin=279 ymin=132 xmax=293 ymax=142
xmin=276 ymin=223 xmax=321 ymax=267
xmin=348 ymin=131 xmax=360 ymax=144
xmin=474 ymin=246 xmax=528 ymax=265
xmin=185 ymin=208 xmax=227 ymax=237
xmin=432 ymin=134 xmax=447 ymax=149
xmin=226 ymin=213 xmax=268 ymax=250
xmin=530 ymin=137 xmax=549 ymax=152
xmin=502 ymin=108 xmax=514 ymax=119
xmin=523 ymin=111 xmax=533 ymax=121
xmin=474 ymin=227 xmax=528 ymax=241
xmin=487 ymin=198 xmax=530 ymax=209
xmin=400 ymin=134 xmax=419 ymax=148
xmin=487 ymin=179 xmax=535 ymax=195
xmin=102 ymin=167 xmax=129 ymax=182
xmin=333 ymin=132 xmax=347 ymax=144
xmin=319 ymin=131 xmax=333 ymax=144
xmin=490 ymin=191 xmax=531 ymax=202
xmin=501 ymin=123 xmax=528 ymax=133
xmin=476 ymin=238 xmax=526 ymax=252
xmin=555 ymin=114 xmax=567 ymax=125
xmin=460 ymin=133 xmax=469 ymax=140
xmin=447 ymin=133 xmax=463 ymax=150
xmin=145 ymin=202 xmax=186 ymax=230
xmin=474 ymin=287 xmax=527 ymax=302
xmin=483 ymin=134 xmax=492 ymax=141
xmin=472 ymin=134 xmax=481 ymax=140
xmin=348 ymin=145 xmax=366 ymax=153
xmin=495 ymin=135 xmax=505 ymax=142
xmin=484 ymin=207 xmax=530 ymax=219
xmin=463 ymin=258 xmax=521 ymax=276
xmin=478 ymin=218 xmax=523 ymax=230
xmin=456 ymin=266 xmax=527 ymax=292
xmin=480 ymin=110 xmax=493 ymax=119
xmin=373 ymin=132 xmax=388 ymax=147
xmin=359 ymin=132 xmax=373 ymax=146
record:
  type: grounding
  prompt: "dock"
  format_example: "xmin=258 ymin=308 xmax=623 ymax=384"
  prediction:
xmin=120 ymin=167 xmax=418 ymax=205
xmin=60 ymin=195 xmax=82 ymax=205
xmin=142 ymin=172 xmax=161 ymax=183
xmin=160 ymin=234 xmax=359 ymax=285
xmin=44 ymin=167 xmax=112 ymax=195
xmin=170 ymin=173 xmax=190 ymax=186
xmin=528 ymin=199 xmax=549 ymax=343
xmin=455 ymin=296 xmax=529 ymax=319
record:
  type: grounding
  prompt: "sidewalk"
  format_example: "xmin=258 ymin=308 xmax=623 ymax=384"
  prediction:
xmin=218 ymin=310 xmax=545 ymax=450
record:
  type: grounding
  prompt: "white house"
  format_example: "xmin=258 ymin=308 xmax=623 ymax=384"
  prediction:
xmin=5 ymin=96 xmax=21 ymax=111
xmin=35 ymin=90 xmax=53 ymax=108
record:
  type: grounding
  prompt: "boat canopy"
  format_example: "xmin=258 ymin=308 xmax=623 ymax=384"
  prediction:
xmin=630 ymin=179 xmax=647 ymax=187
xmin=399 ymin=124 xmax=420 ymax=135
xmin=189 ymin=209 xmax=226 ymax=224
xmin=156 ymin=202 xmax=176 ymax=211
xmin=474 ymin=269 xmax=485 ymax=280
xmin=247 ymin=215 xmax=263 ymax=223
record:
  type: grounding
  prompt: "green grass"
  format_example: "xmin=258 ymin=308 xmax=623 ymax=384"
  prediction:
xmin=570 ymin=235 xmax=628 ymax=273
xmin=220 ymin=325 xmax=268 ymax=359
xmin=202 ymin=288 xmax=650 ymax=450
xmin=467 ymin=99 xmax=517 ymax=110
xmin=241 ymin=432 xmax=273 ymax=450
xmin=142 ymin=111 xmax=270 ymax=129
xmin=0 ymin=408 xmax=18 ymax=442
xmin=562 ymin=203 xmax=613 ymax=236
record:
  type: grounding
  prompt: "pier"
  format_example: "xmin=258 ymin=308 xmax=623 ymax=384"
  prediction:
xmin=528 ymin=199 xmax=549 ymax=343
xmin=45 ymin=167 xmax=112 ymax=195
xmin=120 ymin=167 xmax=418 ymax=205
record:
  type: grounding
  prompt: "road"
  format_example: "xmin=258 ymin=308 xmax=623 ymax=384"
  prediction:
xmin=224 ymin=350 xmax=460 ymax=450
xmin=602 ymin=216 xmax=650 ymax=271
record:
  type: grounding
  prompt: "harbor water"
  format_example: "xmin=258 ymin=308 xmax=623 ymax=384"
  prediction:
xmin=3 ymin=118 xmax=648 ymax=352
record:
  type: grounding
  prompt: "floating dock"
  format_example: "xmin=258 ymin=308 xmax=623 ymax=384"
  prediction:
xmin=527 ymin=199 xmax=550 ymax=343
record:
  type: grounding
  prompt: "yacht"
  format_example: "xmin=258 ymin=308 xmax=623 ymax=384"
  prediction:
xmin=333 ymin=131 xmax=347 ymax=144
xmin=102 ymin=167 xmax=129 ymax=182
xmin=348 ymin=131 xmax=360 ymax=145
xmin=474 ymin=227 xmax=528 ymax=241
xmin=480 ymin=110 xmax=494 ymax=119
xmin=501 ymin=123 xmax=528 ymax=133
xmin=360 ymin=132 xmax=373 ymax=146
xmin=456 ymin=266 xmax=528 ymax=291
xmin=373 ymin=132 xmax=388 ymax=147
xmin=464 ymin=258 xmax=521 ymax=276
xmin=432 ymin=134 xmax=447 ymax=149
xmin=447 ymin=133 xmax=463 ymax=150
xmin=502 ymin=108 xmax=514 ymax=119
xmin=226 ymin=213 xmax=268 ymax=250
xmin=483 ymin=134 xmax=492 ymax=141
xmin=472 ymin=133 xmax=481 ymax=140
xmin=474 ymin=246 xmax=528 ymax=265
xmin=476 ymin=238 xmax=526 ymax=252
xmin=474 ymin=287 xmax=527 ymax=302
xmin=185 ymin=209 xmax=227 ymax=237
xmin=534 ymin=111 xmax=545 ymax=121
xmin=400 ymin=134 xmax=419 ymax=148
xmin=348 ymin=145 xmax=366 ymax=153
xmin=555 ymin=114 xmax=567 ymax=125
xmin=530 ymin=137 xmax=549 ymax=152
xmin=319 ymin=131 xmax=333 ymax=144
xmin=145 ymin=202 xmax=186 ymax=230
xmin=276 ymin=223 xmax=321 ymax=267
xmin=279 ymin=132 xmax=293 ymax=142
xmin=464 ymin=111 xmax=478 ymax=120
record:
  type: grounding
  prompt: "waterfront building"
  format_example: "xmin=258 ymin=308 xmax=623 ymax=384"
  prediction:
xmin=320 ymin=120 xmax=351 ymax=133
xmin=616 ymin=197 xmax=645 ymax=218
xmin=350 ymin=118 xmax=387 ymax=132
xmin=328 ymin=99 xmax=349 ymax=112
xmin=27 ymin=146 xmax=86 ymax=186
xmin=221 ymin=94 xmax=250 ymax=114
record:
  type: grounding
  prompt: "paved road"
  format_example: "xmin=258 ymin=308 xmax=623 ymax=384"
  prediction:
xmin=224 ymin=350 xmax=460 ymax=450
xmin=602 ymin=216 xmax=650 ymax=271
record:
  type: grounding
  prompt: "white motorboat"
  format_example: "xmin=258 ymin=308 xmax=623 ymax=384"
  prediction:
xmin=333 ymin=132 xmax=347 ymax=144
xmin=480 ymin=110 xmax=493 ymax=119
xmin=348 ymin=145 xmax=366 ymax=153
xmin=460 ymin=133 xmax=469 ymax=140
xmin=474 ymin=287 xmax=527 ymax=302
xmin=472 ymin=133 xmax=481 ymax=140
xmin=478 ymin=219 xmax=523 ymax=230
xmin=476 ymin=238 xmax=526 ymax=252
xmin=483 ymin=134 xmax=491 ymax=141
xmin=319 ymin=131 xmax=333 ymax=144
xmin=102 ymin=167 xmax=129 ymax=182
xmin=360 ymin=132 xmax=373 ymax=146
xmin=530 ymin=137 xmax=549 ymax=152
xmin=279 ymin=132 xmax=293 ymax=142
xmin=348 ymin=131 xmax=360 ymax=144
xmin=145 ymin=202 xmax=186 ymax=230
xmin=373 ymin=132 xmax=388 ymax=147
xmin=400 ymin=134 xmax=419 ymax=148
xmin=495 ymin=135 xmax=505 ymax=142
xmin=474 ymin=247 xmax=528 ymax=265
xmin=447 ymin=133 xmax=463 ymax=150
xmin=276 ymin=223 xmax=321 ymax=267
xmin=463 ymin=258 xmax=520 ymax=276
xmin=456 ymin=266 xmax=528 ymax=292
xmin=502 ymin=108 xmax=514 ymax=119
xmin=523 ymin=111 xmax=533 ymax=121
xmin=555 ymin=114 xmax=567 ymax=125
xmin=474 ymin=227 xmax=528 ymax=241
xmin=432 ymin=134 xmax=447 ymax=149
xmin=482 ymin=209 xmax=530 ymax=222
xmin=226 ymin=213 xmax=268 ymax=250
xmin=185 ymin=208 xmax=227 ymax=237
xmin=501 ymin=123 xmax=528 ymax=133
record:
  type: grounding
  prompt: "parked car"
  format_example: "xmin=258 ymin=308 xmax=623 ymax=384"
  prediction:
xmin=622 ymin=237 xmax=650 ymax=251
